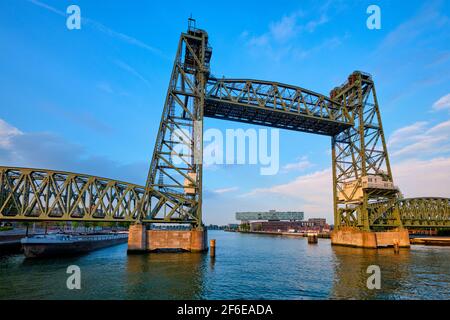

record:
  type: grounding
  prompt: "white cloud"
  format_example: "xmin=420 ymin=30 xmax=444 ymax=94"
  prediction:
xmin=248 ymin=34 xmax=269 ymax=47
xmin=388 ymin=121 xmax=428 ymax=147
xmin=213 ymin=187 xmax=239 ymax=194
xmin=113 ymin=59 xmax=152 ymax=88
xmin=240 ymin=154 xmax=450 ymax=225
xmin=393 ymin=157 xmax=450 ymax=198
xmin=388 ymin=120 xmax=450 ymax=159
xmin=282 ymin=156 xmax=313 ymax=172
xmin=239 ymin=118 xmax=450 ymax=224
xmin=244 ymin=168 xmax=333 ymax=221
xmin=433 ymin=93 xmax=450 ymax=112
xmin=0 ymin=119 xmax=23 ymax=148
xmin=248 ymin=11 xmax=328 ymax=46
xmin=268 ymin=12 xmax=304 ymax=42
xmin=0 ymin=119 xmax=147 ymax=185
xmin=304 ymin=14 xmax=329 ymax=32
xmin=243 ymin=5 xmax=337 ymax=61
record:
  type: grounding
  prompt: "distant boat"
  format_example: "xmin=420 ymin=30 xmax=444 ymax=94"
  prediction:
xmin=21 ymin=232 xmax=128 ymax=258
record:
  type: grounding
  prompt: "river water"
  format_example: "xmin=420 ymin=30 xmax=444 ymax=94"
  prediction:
xmin=0 ymin=230 xmax=449 ymax=300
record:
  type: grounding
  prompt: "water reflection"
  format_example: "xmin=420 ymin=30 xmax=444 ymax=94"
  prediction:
xmin=1 ymin=232 xmax=449 ymax=300
xmin=126 ymin=252 xmax=207 ymax=299
xmin=331 ymin=246 xmax=413 ymax=299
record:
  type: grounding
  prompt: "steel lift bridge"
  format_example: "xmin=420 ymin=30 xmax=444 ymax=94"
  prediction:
xmin=1 ymin=22 xmax=449 ymax=233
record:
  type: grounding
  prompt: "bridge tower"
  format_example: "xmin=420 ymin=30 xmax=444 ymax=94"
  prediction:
xmin=143 ymin=19 xmax=211 ymax=227
xmin=128 ymin=20 xmax=211 ymax=252
xmin=331 ymin=71 xmax=401 ymax=232
xmin=330 ymin=72 xmax=409 ymax=248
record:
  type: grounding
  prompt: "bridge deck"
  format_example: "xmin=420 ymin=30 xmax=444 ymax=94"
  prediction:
xmin=205 ymin=78 xmax=353 ymax=136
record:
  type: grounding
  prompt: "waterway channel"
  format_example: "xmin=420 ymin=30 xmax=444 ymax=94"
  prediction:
xmin=0 ymin=230 xmax=449 ymax=299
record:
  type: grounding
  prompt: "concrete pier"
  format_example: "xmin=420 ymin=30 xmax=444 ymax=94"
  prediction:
xmin=127 ymin=224 xmax=208 ymax=253
xmin=127 ymin=224 xmax=147 ymax=253
xmin=331 ymin=227 xmax=410 ymax=249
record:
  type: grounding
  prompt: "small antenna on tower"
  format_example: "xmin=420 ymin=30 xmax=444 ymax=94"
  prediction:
xmin=188 ymin=15 xmax=196 ymax=31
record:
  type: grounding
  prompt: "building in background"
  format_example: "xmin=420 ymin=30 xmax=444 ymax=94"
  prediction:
xmin=235 ymin=210 xmax=329 ymax=234
xmin=307 ymin=218 xmax=327 ymax=228
xmin=236 ymin=210 xmax=304 ymax=222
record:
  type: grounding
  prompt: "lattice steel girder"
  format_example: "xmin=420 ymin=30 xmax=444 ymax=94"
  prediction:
xmin=331 ymin=71 xmax=397 ymax=231
xmin=368 ymin=198 xmax=450 ymax=228
xmin=142 ymin=26 xmax=211 ymax=228
xmin=205 ymin=78 xmax=353 ymax=136
xmin=0 ymin=167 xmax=146 ymax=222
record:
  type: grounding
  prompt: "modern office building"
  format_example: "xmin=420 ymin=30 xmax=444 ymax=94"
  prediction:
xmin=235 ymin=210 xmax=304 ymax=222
xmin=235 ymin=210 xmax=329 ymax=233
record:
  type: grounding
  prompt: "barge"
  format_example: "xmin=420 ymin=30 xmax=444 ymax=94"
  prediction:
xmin=21 ymin=232 xmax=128 ymax=258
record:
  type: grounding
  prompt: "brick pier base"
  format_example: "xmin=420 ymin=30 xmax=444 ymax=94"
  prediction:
xmin=127 ymin=224 xmax=208 ymax=253
xmin=331 ymin=227 xmax=410 ymax=249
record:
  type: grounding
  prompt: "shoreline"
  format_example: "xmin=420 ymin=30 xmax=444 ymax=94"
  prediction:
xmin=228 ymin=230 xmax=450 ymax=246
xmin=227 ymin=230 xmax=331 ymax=239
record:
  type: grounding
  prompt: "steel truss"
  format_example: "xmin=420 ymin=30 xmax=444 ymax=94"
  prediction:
xmin=143 ymin=24 xmax=211 ymax=228
xmin=331 ymin=71 xmax=397 ymax=231
xmin=205 ymin=78 xmax=352 ymax=135
xmin=369 ymin=197 xmax=450 ymax=228
xmin=0 ymin=25 xmax=449 ymax=230
xmin=0 ymin=167 xmax=145 ymax=222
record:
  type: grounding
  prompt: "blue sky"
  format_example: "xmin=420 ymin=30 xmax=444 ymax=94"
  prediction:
xmin=1 ymin=0 xmax=449 ymax=224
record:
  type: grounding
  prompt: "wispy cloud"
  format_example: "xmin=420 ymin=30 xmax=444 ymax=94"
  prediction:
xmin=388 ymin=120 xmax=450 ymax=159
xmin=372 ymin=1 xmax=450 ymax=107
xmin=213 ymin=187 xmax=239 ymax=194
xmin=392 ymin=157 xmax=450 ymax=198
xmin=96 ymin=82 xmax=114 ymax=94
xmin=377 ymin=1 xmax=449 ymax=53
xmin=113 ymin=59 xmax=152 ymax=88
xmin=240 ymin=154 xmax=450 ymax=223
xmin=247 ymin=2 xmax=331 ymax=45
xmin=243 ymin=168 xmax=333 ymax=220
xmin=241 ymin=3 xmax=341 ymax=62
xmin=246 ymin=11 xmax=329 ymax=45
xmin=433 ymin=93 xmax=450 ymax=112
xmin=0 ymin=119 xmax=23 ymax=148
xmin=27 ymin=0 xmax=165 ymax=58
xmin=0 ymin=118 xmax=146 ymax=184
xmin=427 ymin=51 xmax=450 ymax=68
xmin=281 ymin=156 xmax=313 ymax=173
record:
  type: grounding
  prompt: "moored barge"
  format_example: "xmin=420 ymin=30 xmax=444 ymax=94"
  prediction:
xmin=21 ymin=232 xmax=128 ymax=258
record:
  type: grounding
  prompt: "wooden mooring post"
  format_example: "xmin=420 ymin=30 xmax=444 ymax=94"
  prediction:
xmin=210 ymin=239 xmax=216 ymax=257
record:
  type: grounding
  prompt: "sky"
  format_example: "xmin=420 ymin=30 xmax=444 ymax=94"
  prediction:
xmin=0 ymin=0 xmax=449 ymax=225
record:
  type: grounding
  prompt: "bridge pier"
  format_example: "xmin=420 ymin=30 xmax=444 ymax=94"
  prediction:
xmin=127 ymin=224 xmax=147 ymax=253
xmin=127 ymin=224 xmax=208 ymax=253
xmin=331 ymin=228 xmax=410 ymax=249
